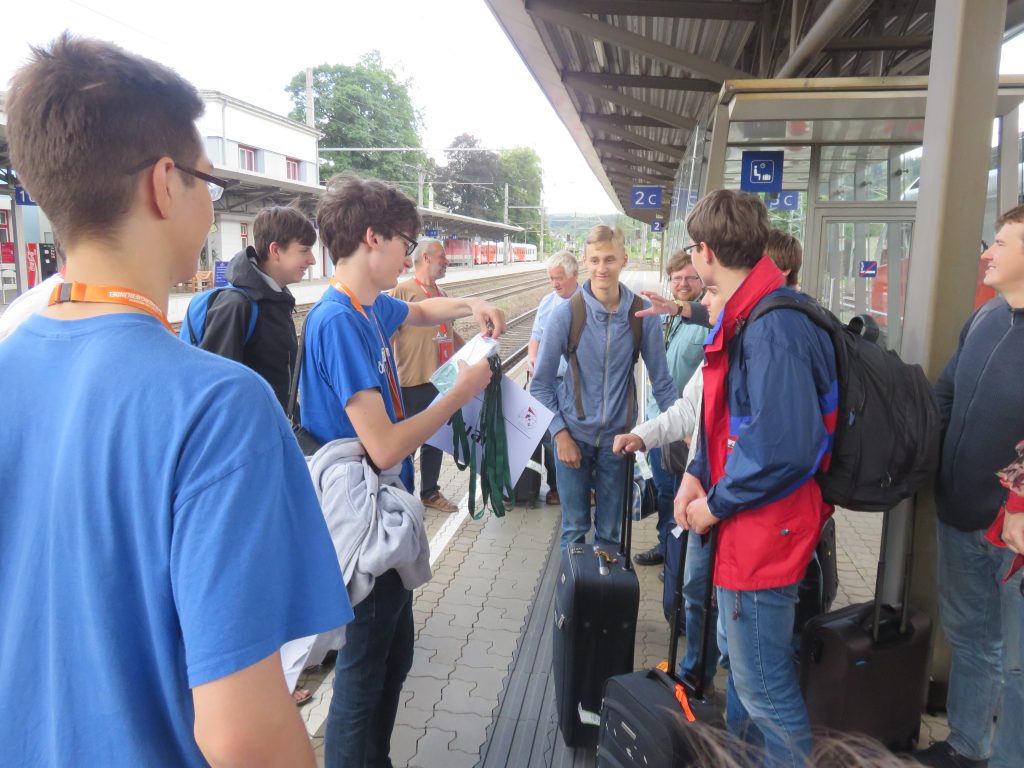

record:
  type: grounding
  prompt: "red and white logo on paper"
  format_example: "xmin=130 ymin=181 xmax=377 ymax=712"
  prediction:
xmin=518 ymin=406 xmax=538 ymax=431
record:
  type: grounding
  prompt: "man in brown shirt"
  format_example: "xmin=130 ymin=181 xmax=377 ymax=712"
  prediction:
xmin=392 ymin=238 xmax=465 ymax=513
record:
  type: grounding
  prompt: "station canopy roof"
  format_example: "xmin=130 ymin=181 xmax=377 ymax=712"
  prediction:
xmin=418 ymin=207 xmax=525 ymax=240
xmin=484 ymin=0 xmax=1024 ymax=219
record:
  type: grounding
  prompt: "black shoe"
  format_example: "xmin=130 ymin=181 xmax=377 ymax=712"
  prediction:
xmin=633 ymin=547 xmax=664 ymax=566
xmin=914 ymin=742 xmax=988 ymax=768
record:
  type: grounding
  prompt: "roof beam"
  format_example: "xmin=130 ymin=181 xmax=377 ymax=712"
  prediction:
xmin=527 ymin=1 xmax=749 ymax=83
xmin=594 ymin=141 xmax=679 ymax=177
xmin=580 ymin=112 xmax=671 ymax=128
xmin=823 ymin=35 xmax=932 ymax=52
xmin=551 ymin=1 xmax=763 ymax=22
xmin=564 ymin=73 xmax=697 ymax=130
xmin=585 ymin=116 xmax=686 ymax=159
xmin=604 ymin=159 xmax=674 ymax=182
xmin=561 ymin=71 xmax=720 ymax=92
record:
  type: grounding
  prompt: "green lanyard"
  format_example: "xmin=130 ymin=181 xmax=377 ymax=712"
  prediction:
xmin=450 ymin=356 xmax=514 ymax=519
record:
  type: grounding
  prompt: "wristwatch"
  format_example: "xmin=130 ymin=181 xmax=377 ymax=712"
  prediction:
xmin=672 ymin=300 xmax=686 ymax=317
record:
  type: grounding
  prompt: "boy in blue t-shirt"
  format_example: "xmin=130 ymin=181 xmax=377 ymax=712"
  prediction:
xmin=0 ymin=35 xmax=351 ymax=767
xmin=302 ymin=174 xmax=504 ymax=767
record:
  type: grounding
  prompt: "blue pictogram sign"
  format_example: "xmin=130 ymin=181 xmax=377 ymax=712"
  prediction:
xmin=740 ymin=151 xmax=785 ymax=193
xmin=630 ymin=185 xmax=662 ymax=210
xmin=651 ymin=218 xmax=665 ymax=232
xmin=424 ymin=228 xmax=440 ymax=238
xmin=859 ymin=260 xmax=878 ymax=278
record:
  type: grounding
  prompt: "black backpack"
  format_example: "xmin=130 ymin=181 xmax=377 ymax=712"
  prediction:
xmin=745 ymin=297 xmax=939 ymax=512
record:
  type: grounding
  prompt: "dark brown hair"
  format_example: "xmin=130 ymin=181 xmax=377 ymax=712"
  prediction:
xmin=685 ymin=190 xmax=769 ymax=270
xmin=5 ymin=33 xmax=204 ymax=246
xmin=665 ymin=249 xmax=693 ymax=277
xmin=765 ymin=230 xmax=802 ymax=287
xmin=252 ymin=206 xmax=316 ymax=262
xmin=316 ymin=174 xmax=420 ymax=264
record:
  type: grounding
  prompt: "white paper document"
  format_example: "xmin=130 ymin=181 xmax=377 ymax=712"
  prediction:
xmin=426 ymin=375 xmax=554 ymax=485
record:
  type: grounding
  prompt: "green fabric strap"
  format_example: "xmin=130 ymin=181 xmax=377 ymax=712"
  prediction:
xmin=449 ymin=356 xmax=515 ymax=519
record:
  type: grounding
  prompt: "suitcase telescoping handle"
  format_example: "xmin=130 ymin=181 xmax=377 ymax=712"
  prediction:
xmin=679 ymin=527 xmax=717 ymax=701
xmin=869 ymin=501 xmax=918 ymax=642
xmin=617 ymin=453 xmax=636 ymax=571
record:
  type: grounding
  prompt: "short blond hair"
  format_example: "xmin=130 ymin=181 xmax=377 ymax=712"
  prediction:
xmin=585 ymin=224 xmax=625 ymax=257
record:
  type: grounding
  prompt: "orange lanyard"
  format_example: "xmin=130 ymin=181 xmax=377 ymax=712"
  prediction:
xmin=48 ymin=281 xmax=174 ymax=334
xmin=413 ymin=278 xmax=447 ymax=335
xmin=329 ymin=276 xmax=405 ymax=420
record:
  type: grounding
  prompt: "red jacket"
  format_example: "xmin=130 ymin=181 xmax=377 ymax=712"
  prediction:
xmin=986 ymin=492 xmax=1024 ymax=582
xmin=696 ymin=257 xmax=835 ymax=591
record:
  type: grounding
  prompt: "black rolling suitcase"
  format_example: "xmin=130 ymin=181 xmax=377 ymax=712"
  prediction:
xmin=799 ymin=506 xmax=932 ymax=751
xmin=597 ymin=528 xmax=725 ymax=767
xmin=553 ymin=454 xmax=641 ymax=747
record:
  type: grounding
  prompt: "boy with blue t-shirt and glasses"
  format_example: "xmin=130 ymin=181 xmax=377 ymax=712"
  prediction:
xmin=300 ymin=174 xmax=504 ymax=768
xmin=0 ymin=34 xmax=352 ymax=767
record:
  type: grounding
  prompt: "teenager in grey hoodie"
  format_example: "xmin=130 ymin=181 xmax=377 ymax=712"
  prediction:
xmin=531 ymin=225 xmax=677 ymax=552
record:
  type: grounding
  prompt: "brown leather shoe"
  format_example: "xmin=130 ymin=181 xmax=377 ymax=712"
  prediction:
xmin=422 ymin=491 xmax=459 ymax=513
xmin=545 ymin=489 xmax=560 ymax=505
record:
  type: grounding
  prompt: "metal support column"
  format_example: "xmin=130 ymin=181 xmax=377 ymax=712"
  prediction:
xmin=900 ymin=0 xmax=1009 ymax=702
xmin=999 ymin=106 xmax=1021 ymax=213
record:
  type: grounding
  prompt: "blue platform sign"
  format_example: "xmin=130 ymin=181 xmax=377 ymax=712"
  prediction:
xmin=740 ymin=151 xmax=784 ymax=193
xmin=14 ymin=186 xmax=37 ymax=206
xmin=766 ymin=190 xmax=800 ymax=211
xmin=214 ymin=261 xmax=229 ymax=287
xmin=859 ymin=260 xmax=878 ymax=278
xmin=651 ymin=218 xmax=665 ymax=232
xmin=630 ymin=185 xmax=662 ymax=209
xmin=424 ymin=228 xmax=440 ymax=238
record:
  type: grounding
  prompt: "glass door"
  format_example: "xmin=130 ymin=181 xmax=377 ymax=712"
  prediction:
xmin=811 ymin=209 xmax=915 ymax=353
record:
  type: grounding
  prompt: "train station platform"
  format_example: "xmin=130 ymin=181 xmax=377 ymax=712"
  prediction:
xmin=290 ymin=271 xmax=950 ymax=767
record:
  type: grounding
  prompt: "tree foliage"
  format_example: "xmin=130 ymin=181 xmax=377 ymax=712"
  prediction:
xmin=286 ymin=52 xmax=427 ymax=198
xmin=434 ymin=134 xmax=502 ymax=221
xmin=434 ymin=135 xmax=544 ymax=246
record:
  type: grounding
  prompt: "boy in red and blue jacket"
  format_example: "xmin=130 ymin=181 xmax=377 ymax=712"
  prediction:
xmin=677 ymin=190 xmax=836 ymax=768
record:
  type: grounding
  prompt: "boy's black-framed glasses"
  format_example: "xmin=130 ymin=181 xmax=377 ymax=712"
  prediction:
xmin=397 ymin=231 xmax=419 ymax=257
xmin=683 ymin=242 xmax=701 ymax=255
xmin=126 ymin=159 xmax=234 ymax=202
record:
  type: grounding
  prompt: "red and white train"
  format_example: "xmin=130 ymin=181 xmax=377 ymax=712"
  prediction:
xmin=442 ymin=239 xmax=538 ymax=266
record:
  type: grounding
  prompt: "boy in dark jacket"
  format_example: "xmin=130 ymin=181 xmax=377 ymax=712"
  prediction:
xmin=200 ymin=206 xmax=316 ymax=410
xmin=677 ymin=191 xmax=836 ymax=768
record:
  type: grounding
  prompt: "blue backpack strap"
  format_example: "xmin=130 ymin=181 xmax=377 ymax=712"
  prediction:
xmin=180 ymin=284 xmax=258 ymax=345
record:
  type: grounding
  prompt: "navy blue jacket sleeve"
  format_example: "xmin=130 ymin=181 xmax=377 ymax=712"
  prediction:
xmin=934 ymin=311 xmax=974 ymax=435
xmin=531 ymin=301 xmax=570 ymax=436
xmin=706 ymin=318 xmax=829 ymax=521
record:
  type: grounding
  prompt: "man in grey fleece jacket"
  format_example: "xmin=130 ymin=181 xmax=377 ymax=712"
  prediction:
xmin=531 ymin=224 xmax=678 ymax=552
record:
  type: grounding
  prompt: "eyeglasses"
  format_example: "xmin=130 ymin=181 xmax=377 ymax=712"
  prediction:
xmin=396 ymin=232 xmax=419 ymax=257
xmin=126 ymin=159 xmax=233 ymax=202
xmin=683 ymin=243 xmax=701 ymax=255
xmin=671 ymin=274 xmax=703 ymax=284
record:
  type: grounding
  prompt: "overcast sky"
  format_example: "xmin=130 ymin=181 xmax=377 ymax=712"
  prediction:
xmin=5 ymin=1 xmax=1024 ymax=215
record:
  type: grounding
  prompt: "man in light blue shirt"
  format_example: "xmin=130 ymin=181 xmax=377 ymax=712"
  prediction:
xmin=527 ymin=250 xmax=579 ymax=504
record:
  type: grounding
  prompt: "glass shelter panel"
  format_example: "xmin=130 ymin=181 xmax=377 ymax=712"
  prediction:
xmin=816 ymin=216 xmax=914 ymax=352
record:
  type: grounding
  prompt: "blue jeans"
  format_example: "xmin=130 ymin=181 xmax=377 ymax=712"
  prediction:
xmin=648 ymin=447 xmax=679 ymax=554
xmin=717 ymin=584 xmax=810 ymax=768
xmin=325 ymin=570 xmax=414 ymax=768
xmin=679 ymin=532 xmax=719 ymax=688
xmin=554 ymin=441 xmax=628 ymax=552
xmin=937 ymin=520 xmax=1024 ymax=767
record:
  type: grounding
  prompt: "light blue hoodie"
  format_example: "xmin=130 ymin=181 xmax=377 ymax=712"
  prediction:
xmin=531 ymin=279 xmax=678 ymax=447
